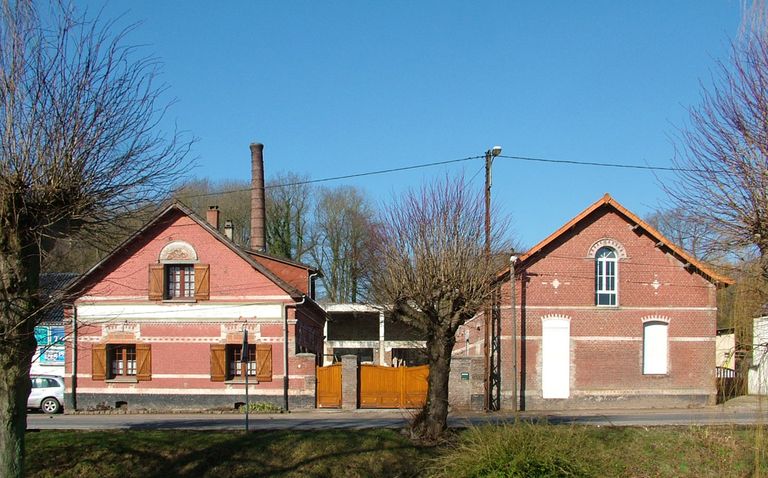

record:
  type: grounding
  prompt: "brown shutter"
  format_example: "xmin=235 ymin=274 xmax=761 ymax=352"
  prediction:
xmin=256 ymin=343 xmax=273 ymax=382
xmin=148 ymin=264 xmax=164 ymax=300
xmin=136 ymin=344 xmax=152 ymax=381
xmin=210 ymin=344 xmax=226 ymax=382
xmin=194 ymin=264 xmax=210 ymax=301
xmin=91 ymin=344 xmax=106 ymax=381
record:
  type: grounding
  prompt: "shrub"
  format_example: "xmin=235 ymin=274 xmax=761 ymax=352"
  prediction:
xmin=429 ymin=421 xmax=595 ymax=478
xmin=239 ymin=402 xmax=283 ymax=414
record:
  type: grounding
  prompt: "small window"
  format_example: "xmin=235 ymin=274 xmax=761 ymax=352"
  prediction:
xmin=595 ymin=246 xmax=618 ymax=306
xmin=148 ymin=263 xmax=209 ymax=301
xmin=210 ymin=344 xmax=273 ymax=382
xmin=166 ymin=264 xmax=195 ymax=299
xmin=643 ymin=322 xmax=668 ymax=374
xmin=108 ymin=345 xmax=137 ymax=378
xmin=228 ymin=344 xmax=257 ymax=378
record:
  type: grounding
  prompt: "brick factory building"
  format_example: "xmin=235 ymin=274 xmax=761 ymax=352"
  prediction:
xmin=456 ymin=194 xmax=732 ymax=410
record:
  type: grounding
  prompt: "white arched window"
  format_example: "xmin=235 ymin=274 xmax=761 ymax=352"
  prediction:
xmin=595 ymin=246 xmax=617 ymax=306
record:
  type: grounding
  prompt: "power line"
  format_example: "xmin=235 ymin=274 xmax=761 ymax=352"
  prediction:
xmin=499 ymin=155 xmax=696 ymax=172
xmin=177 ymin=154 xmax=485 ymax=199
xmin=175 ymin=152 xmax=697 ymax=200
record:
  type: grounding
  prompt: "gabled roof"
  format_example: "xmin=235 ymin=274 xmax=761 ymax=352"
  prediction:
xmin=507 ymin=193 xmax=732 ymax=286
xmin=67 ymin=201 xmax=307 ymax=300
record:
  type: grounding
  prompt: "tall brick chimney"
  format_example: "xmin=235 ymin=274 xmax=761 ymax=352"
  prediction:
xmin=250 ymin=143 xmax=266 ymax=251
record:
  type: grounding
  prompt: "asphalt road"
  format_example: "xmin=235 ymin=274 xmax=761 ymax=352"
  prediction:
xmin=26 ymin=406 xmax=768 ymax=431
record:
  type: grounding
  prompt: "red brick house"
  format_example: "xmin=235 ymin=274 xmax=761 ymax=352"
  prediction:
xmin=457 ymin=194 xmax=732 ymax=410
xmin=63 ymin=144 xmax=325 ymax=411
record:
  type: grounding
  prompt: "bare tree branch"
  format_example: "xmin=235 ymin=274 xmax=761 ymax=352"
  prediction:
xmin=0 ymin=2 xmax=192 ymax=475
xmin=370 ymin=175 xmax=510 ymax=441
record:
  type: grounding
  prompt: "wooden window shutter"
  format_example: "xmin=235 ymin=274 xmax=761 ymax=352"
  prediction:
xmin=210 ymin=344 xmax=226 ymax=382
xmin=256 ymin=344 xmax=273 ymax=382
xmin=91 ymin=344 xmax=107 ymax=381
xmin=136 ymin=344 xmax=152 ymax=381
xmin=148 ymin=265 xmax=164 ymax=300
xmin=194 ymin=264 xmax=210 ymax=301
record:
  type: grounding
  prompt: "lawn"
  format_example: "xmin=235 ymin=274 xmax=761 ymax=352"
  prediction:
xmin=25 ymin=423 xmax=768 ymax=478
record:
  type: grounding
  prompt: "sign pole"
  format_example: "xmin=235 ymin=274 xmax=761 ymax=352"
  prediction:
xmin=243 ymin=328 xmax=249 ymax=432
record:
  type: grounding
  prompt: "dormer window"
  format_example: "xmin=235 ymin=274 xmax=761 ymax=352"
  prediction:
xmin=595 ymin=246 xmax=617 ymax=306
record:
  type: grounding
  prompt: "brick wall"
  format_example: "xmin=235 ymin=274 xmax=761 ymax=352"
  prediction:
xmin=458 ymin=204 xmax=719 ymax=410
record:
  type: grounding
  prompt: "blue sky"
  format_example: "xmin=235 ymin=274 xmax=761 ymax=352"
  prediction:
xmin=81 ymin=1 xmax=743 ymax=249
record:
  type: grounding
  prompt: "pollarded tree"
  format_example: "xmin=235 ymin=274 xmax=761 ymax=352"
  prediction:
xmin=370 ymin=176 xmax=508 ymax=441
xmin=0 ymin=2 xmax=190 ymax=475
xmin=666 ymin=4 xmax=768 ymax=281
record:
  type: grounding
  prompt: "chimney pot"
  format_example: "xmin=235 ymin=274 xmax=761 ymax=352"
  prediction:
xmin=250 ymin=142 xmax=266 ymax=251
xmin=206 ymin=205 xmax=220 ymax=230
xmin=224 ymin=220 xmax=234 ymax=240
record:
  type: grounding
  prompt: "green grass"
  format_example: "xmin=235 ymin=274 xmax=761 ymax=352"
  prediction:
xmin=25 ymin=423 xmax=768 ymax=478
xmin=429 ymin=421 xmax=768 ymax=478
xmin=26 ymin=428 xmax=436 ymax=478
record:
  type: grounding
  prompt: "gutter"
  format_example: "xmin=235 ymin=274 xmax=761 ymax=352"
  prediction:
xmin=283 ymin=295 xmax=307 ymax=411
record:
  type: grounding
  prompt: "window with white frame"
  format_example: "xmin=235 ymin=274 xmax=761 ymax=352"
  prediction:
xmin=643 ymin=321 xmax=668 ymax=374
xmin=595 ymin=246 xmax=617 ymax=306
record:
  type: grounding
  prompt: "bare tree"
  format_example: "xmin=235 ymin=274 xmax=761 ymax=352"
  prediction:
xmin=370 ymin=176 xmax=508 ymax=441
xmin=265 ymin=173 xmax=314 ymax=260
xmin=312 ymin=186 xmax=375 ymax=303
xmin=665 ymin=5 xmax=768 ymax=281
xmin=174 ymin=179 xmax=252 ymax=246
xmin=645 ymin=207 xmax=718 ymax=262
xmin=0 ymin=2 xmax=190 ymax=475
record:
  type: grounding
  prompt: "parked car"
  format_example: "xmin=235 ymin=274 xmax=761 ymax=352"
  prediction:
xmin=28 ymin=375 xmax=64 ymax=414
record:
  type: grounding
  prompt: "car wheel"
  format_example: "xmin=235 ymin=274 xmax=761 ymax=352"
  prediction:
xmin=41 ymin=397 xmax=60 ymax=414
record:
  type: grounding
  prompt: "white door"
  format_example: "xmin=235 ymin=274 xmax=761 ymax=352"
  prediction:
xmin=542 ymin=318 xmax=570 ymax=399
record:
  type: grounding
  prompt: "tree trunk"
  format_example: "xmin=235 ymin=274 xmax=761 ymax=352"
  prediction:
xmin=0 ymin=213 xmax=40 ymax=478
xmin=411 ymin=331 xmax=455 ymax=442
xmin=0 ymin=341 xmax=33 ymax=478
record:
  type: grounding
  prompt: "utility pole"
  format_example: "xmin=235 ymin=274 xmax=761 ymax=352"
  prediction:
xmin=510 ymin=254 xmax=518 ymax=413
xmin=483 ymin=146 xmax=501 ymax=411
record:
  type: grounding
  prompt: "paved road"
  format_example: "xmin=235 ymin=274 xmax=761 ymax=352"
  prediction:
xmin=26 ymin=406 xmax=768 ymax=431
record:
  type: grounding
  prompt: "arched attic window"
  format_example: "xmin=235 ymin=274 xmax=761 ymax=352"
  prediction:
xmin=595 ymin=246 xmax=618 ymax=306
xmin=148 ymin=241 xmax=209 ymax=301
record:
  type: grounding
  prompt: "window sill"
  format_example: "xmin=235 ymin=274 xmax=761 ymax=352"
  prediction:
xmin=595 ymin=305 xmax=620 ymax=309
xmin=162 ymin=299 xmax=197 ymax=304
xmin=106 ymin=377 xmax=138 ymax=383
xmin=225 ymin=378 xmax=260 ymax=385
xmin=642 ymin=373 xmax=669 ymax=378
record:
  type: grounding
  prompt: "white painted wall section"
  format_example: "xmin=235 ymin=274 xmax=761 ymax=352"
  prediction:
xmin=76 ymin=303 xmax=284 ymax=321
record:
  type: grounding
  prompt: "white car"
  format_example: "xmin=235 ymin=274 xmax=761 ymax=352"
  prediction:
xmin=28 ymin=375 xmax=64 ymax=414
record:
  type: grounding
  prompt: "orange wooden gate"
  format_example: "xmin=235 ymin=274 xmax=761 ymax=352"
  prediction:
xmin=316 ymin=364 xmax=342 ymax=408
xmin=360 ymin=365 xmax=429 ymax=409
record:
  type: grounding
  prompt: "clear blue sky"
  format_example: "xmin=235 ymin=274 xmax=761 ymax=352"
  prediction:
xmin=81 ymin=1 xmax=742 ymax=249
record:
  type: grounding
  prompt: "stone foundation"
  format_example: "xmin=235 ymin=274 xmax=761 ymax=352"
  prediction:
xmin=65 ymin=393 xmax=315 ymax=412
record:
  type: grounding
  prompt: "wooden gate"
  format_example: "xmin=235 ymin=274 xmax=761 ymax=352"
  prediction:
xmin=360 ymin=364 xmax=429 ymax=409
xmin=316 ymin=364 xmax=342 ymax=408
